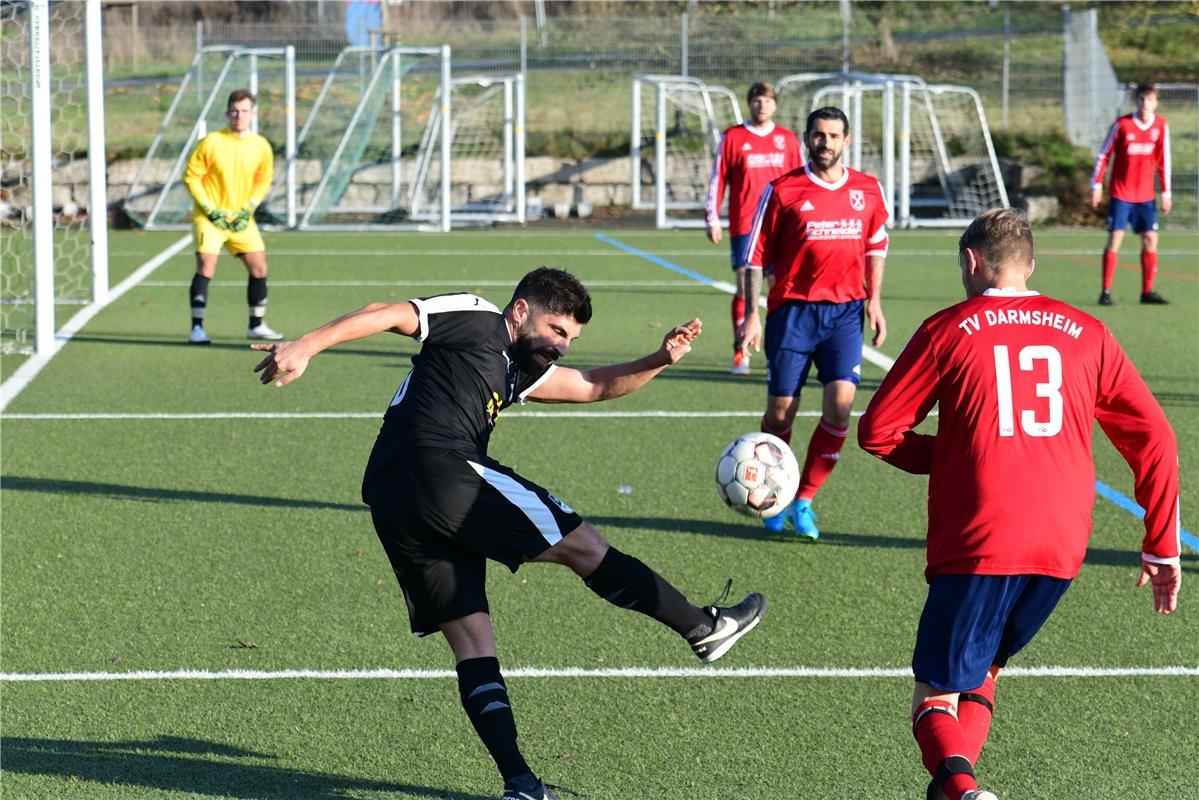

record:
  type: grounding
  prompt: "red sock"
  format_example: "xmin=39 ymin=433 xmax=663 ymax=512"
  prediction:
xmin=797 ymin=420 xmax=848 ymax=502
xmin=957 ymin=673 xmax=996 ymax=764
xmin=760 ymin=415 xmax=791 ymax=445
xmin=1101 ymin=250 xmax=1117 ymax=292
xmin=1141 ymin=250 xmax=1158 ymax=294
xmin=731 ymin=295 xmax=746 ymax=332
xmin=913 ymin=700 xmax=978 ymax=800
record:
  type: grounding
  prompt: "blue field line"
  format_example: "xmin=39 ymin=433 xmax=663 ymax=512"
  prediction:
xmin=595 ymin=232 xmax=1196 ymax=555
xmin=1096 ymin=481 xmax=1198 ymax=554
xmin=593 ymin=232 xmax=729 ymax=287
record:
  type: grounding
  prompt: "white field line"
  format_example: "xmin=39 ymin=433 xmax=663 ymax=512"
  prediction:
xmin=0 ymin=235 xmax=193 ymax=413
xmin=109 ymin=247 xmax=1195 ymax=259
xmin=138 ymin=279 xmax=700 ymax=288
xmin=1 ymin=410 xmax=885 ymax=421
xmin=2 ymin=665 xmax=1195 ymax=683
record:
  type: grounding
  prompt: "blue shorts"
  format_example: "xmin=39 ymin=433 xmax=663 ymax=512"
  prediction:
xmin=1107 ymin=198 xmax=1158 ymax=234
xmin=912 ymin=574 xmax=1072 ymax=692
xmin=730 ymin=234 xmax=751 ymax=270
xmin=763 ymin=300 xmax=863 ymax=398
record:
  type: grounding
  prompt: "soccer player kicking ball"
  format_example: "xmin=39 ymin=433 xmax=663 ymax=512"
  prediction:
xmin=737 ymin=106 xmax=890 ymax=540
xmin=1091 ymin=82 xmax=1172 ymax=306
xmin=184 ymin=89 xmax=283 ymax=345
xmin=859 ymin=208 xmax=1181 ymax=800
xmin=252 ymin=267 xmax=767 ymax=800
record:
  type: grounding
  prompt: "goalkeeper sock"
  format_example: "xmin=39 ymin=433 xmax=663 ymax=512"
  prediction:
xmin=247 ymin=276 xmax=268 ymax=328
xmin=584 ymin=547 xmax=710 ymax=637
xmin=797 ymin=420 xmax=849 ymax=502
xmin=189 ymin=274 xmax=210 ymax=328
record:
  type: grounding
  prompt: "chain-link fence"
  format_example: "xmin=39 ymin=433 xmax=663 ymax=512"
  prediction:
xmin=48 ymin=2 xmax=1199 ymax=229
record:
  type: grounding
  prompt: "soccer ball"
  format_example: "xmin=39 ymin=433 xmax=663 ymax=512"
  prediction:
xmin=715 ymin=432 xmax=800 ymax=519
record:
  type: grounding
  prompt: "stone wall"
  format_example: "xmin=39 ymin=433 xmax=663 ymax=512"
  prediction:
xmin=7 ymin=154 xmax=1056 ymax=223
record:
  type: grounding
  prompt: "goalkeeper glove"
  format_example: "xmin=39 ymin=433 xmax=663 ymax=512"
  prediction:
xmin=232 ymin=207 xmax=252 ymax=233
xmin=203 ymin=205 xmax=231 ymax=231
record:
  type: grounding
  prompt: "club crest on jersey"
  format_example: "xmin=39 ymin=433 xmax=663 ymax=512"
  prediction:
xmin=849 ymin=189 xmax=866 ymax=211
xmin=1151 ymin=129 xmax=1160 ymax=141
xmin=773 ymin=134 xmax=786 ymax=150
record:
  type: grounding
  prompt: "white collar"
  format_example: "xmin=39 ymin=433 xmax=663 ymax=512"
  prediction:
xmin=1132 ymin=113 xmax=1156 ymax=131
xmin=803 ymin=163 xmax=849 ymax=191
xmin=744 ymin=121 xmax=776 ymax=137
xmin=981 ymin=287 xmax=1039 ymax=297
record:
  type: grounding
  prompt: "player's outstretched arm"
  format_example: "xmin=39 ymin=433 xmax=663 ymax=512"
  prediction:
xmin=1136 ymin=561 xmax=1181 ymax=614
xmin=252 ymin=301 xmax=418 ymax=387
xmin=529 ymin=319 xmax=701 ymax=403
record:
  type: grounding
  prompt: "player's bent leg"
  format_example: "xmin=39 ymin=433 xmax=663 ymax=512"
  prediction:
xmin=549 ymin=523 xmax=766 ymax=662
xmin=957 ymin=667 xmax=998 ymax=764
xmin=442 ymin=613 xmax=550 ymax=799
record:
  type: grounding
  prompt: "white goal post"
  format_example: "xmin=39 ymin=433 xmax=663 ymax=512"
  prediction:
xmin=1 ymin=0 xmax=108 ymax=358
xmin=776 ymin=72 xmax=1010 ymax=228
xmin=123 ymin=45 xmax=297 ymax=230
xmin=630 ymin=74 xmax=743 ymax=229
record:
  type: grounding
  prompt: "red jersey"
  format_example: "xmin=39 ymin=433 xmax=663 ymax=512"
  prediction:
xmin=1091 ymin=113 xmax=1171 ymax=203
xmin=746 ymin=165 xmax=889 ymax=313
xmin=858 ymin=290 xmax=1180 ymax=582
xmin=705 ymin=122 xmax=802 ymax=236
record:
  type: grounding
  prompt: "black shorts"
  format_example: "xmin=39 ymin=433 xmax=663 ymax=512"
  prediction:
xmin=364 ymin=448 xmax=583 ymax=636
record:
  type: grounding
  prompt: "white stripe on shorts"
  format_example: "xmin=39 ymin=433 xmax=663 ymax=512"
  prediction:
xmin=466 ymin=461 xmax=564 ymax=546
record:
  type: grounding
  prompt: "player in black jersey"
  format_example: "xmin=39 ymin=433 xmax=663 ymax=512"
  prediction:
xmin=252 ymin=267 xmax=767 ymax=800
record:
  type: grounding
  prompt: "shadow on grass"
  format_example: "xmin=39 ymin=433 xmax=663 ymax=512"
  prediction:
xmin=69 ymin=332 xmax=405 ymax=360
xmin=1 ymin=476 xmax=366 ymax=514
xmin=0 ymin=734 xmax=487 ymax=799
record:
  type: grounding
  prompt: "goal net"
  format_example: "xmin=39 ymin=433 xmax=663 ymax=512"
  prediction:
xmin=294 ymin=46 xmax=526 ymax=230
xmin=123 ymin=45 xmax=296 ymax=229
xmin=776 ymin=72 xmax=1009 ymax=228
xmin=1 ymin=0 xmax=107 ymax=359
xmin=630 ymin=75 xmax=743 ymax=229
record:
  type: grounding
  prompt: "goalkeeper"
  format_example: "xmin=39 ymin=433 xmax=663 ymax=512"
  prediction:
xmin=183 ymin=89 xmax=283 ymax=344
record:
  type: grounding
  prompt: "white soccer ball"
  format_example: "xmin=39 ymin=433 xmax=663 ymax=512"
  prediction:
xmin=715 ymin=432 xmax=800 ymax=519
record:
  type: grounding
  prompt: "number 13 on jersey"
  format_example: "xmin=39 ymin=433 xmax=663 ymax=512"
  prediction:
xmin=993 ymin=344 xmax=1063 ymax=438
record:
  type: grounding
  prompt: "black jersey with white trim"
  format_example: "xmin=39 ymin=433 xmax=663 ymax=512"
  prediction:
xmin=362 ymin=293 xmax=556 ymax=494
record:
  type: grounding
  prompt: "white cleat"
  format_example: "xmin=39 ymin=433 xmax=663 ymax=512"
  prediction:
xmin=188 ymin=324 xmax=211 ymax=345
xmin=247 ymin=323 xmax=284 ymax=340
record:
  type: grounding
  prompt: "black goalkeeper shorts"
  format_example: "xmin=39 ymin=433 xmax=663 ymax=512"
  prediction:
xmin=364 ymin=448 xmax=583 ymax=636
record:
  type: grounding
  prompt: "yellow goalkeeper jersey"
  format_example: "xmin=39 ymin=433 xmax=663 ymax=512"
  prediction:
xmin=184 ymin=129 xmax=274 ymax=218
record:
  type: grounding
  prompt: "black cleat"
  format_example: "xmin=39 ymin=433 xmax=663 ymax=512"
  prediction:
xmin=502 ymin=781 xmax=559 ymax=800
xmin=1097 ymin=291 xmax=1113 ymax=306
xmin=688 ymin=585 xmax=767 ymax=664
xmin=1140 ymin=291 xmax=1169 ymax=305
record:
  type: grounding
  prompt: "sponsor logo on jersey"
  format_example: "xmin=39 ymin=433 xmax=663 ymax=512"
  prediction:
xmin=746 ymin=152 xmax=787 ymax=169
xmin=1127 ymin=142 xmax=1156 ymax=156
xmin=805 ymin=217 xmax=864 ymax=240
xmin=773 ymin=134 xmax=786 ymax=150
xmin=849 ymin=189 xmax=866 ymax=211
xmin=547 ymin=493 xmax=574 ymax=514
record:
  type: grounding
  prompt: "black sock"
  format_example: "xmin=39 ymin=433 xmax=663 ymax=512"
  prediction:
xmin=584 ymin=547 xmax=711 ymax=638
xmin=456 ymin=657 xmax=532 ymax=785
xmin=247 ymin=276 xmax=268 ymax=328
xmin=189 ymin=274 xmax=210 ymax=328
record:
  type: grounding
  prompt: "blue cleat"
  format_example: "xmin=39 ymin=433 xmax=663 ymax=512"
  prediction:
xmin=762 ymin=509 xmax=788 ymax=533
xmin=789 ymin=498 xmax=820 ymax=541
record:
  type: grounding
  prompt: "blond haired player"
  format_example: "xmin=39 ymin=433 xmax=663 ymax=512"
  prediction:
xmin=184 ymin=89 xmax=282 ymax=344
